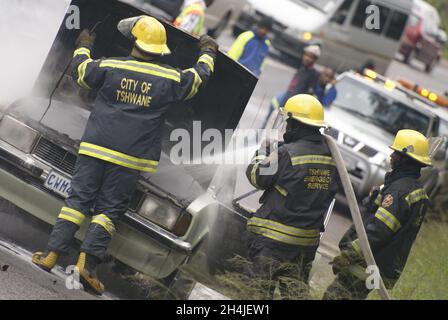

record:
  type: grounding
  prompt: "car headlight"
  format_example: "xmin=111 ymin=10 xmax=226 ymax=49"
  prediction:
xmin=138 ymin=195 xmax=192 ymax=237
xmin=0 ymin=116 xmax=38 ymax=153
xmin=301 ymin=32 xmax=313 ymax=42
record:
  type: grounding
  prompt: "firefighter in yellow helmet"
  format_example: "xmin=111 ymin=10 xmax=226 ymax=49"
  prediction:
xmin=173 ymin=0 xmax=215 ymax=36
xmin=245 ymin=94 xmax=340 ymax=299
xmin=324 ymin=130 xmax=432 ymax=300
xmin=32 ymin=16 xmax=219 ymax=295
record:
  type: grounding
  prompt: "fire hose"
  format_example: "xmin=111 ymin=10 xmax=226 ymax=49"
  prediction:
xmin=325 ymin=134 xmax=392 ymax=300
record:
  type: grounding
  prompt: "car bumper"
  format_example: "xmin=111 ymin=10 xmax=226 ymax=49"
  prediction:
xmin=0 ymin=140 xmax=192 ymax=279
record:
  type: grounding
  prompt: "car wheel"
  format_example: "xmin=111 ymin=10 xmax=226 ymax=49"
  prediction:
xmin=208 ymin=11 xmax=232 ymax=39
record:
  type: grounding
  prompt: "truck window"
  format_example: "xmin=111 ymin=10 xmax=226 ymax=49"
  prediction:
xmin=351 ymin=0 xmax=390 ymax=35
xmin=385 ymin=11 xmax=408 ymax=40
xmin=331 ymin=0 xmax=354 ymax=25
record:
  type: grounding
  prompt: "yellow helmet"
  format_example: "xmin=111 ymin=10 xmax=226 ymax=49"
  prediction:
xmin=118 ymin=16 xmax=171 ymax=55
xmin=283 ymin=94 xmax=326 ymax=127
xmin=390 ymin=129 xmax=432 ymax=166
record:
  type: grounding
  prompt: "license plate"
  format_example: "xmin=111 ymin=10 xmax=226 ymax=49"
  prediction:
xmin=44 ymin=171 xmax=72 ymax=198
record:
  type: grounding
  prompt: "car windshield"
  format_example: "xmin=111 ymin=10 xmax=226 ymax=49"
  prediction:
xmin=333 ymin=77 xmax=431 ymax=135
xmin=300 ymin=0 xmax=339 ymax=13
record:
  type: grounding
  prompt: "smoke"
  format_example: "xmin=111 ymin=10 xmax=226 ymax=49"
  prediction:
xmin=0 ymin=0 xmax=70 ymax=109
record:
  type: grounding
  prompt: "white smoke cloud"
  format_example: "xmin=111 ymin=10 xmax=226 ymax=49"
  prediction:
xmin=0 ymin=0 xmax=70 ymax=109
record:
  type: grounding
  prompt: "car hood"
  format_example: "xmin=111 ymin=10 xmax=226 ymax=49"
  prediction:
xmin=248 ymin=0 xmax=327 ymax=31
xmin=7 ymin=0 xmax=257 ymax=206
xmin=326 ymin=107 xmax=393 ymax=156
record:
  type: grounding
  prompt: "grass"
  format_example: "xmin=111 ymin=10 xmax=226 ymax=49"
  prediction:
xmin=374 ymin=222 xmax=448 ymax=300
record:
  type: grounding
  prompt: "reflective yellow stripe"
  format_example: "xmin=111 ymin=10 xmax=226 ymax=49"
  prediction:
xmin=252 ymin=155 xmax=267 ymax=162
xmin=99 ymin=59 xmax=181 ymax=82
xmin=375 ymin=207 xmax=401 ymax=232
xmin=275 ymin=185 xmax=288 ymax=197
xmin=250 ymin=162 xmax=261 ymax=188
xmin=248 ymin=217 xmax=320 ymax=238
xmin=198 ymin=54 xmax=215 ymax=72
xmin=73 ymin=47 xmax=91 ymax=58
xmin=374 ymin=192 xmax=382 ymax=206
xmin=271 ymin=97 xmax=280 ymax=109
xmin=58 ymin=207 xmax=86 ymax=226
xmin=79 ymin=142 xmax=158 ymax=173
xmin=184 ymin=68 xmax=203 ymax=100
xmin=350 ymin=239 xmax=362 ymax=256
xmin=247 ymin=218 xmax=320 ymax=246
xmin=291 ymin=155 xmax=336 ymax=166
xmin=77 ymin=59 xmax=93 ymax=90
xmin=91 ymin=214 xmax=115 ymax=235
xmin=405 ymin=188 xmax=428 ymax=206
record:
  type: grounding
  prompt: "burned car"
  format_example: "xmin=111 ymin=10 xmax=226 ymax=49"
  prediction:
xmin=0 ymin=0 xmax=256 ymax=294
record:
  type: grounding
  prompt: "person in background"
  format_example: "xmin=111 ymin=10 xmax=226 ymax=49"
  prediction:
xmin=312 ymin=67 xmax=337 ymax=108
xmin=173 ymin=0 xmax=215 ymax=37
xmin=262 ymin=45 xmax=321 ymax=128
xmin=357 ymin=59 xmax=376 ymax=74
xmin=228 ymin=17 xmax=274 ymax=77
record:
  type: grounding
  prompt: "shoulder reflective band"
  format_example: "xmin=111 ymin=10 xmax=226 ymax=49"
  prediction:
xmin=79 ymin=142 xmax=158 ymax=173
xmin=73 ymin=47 xmax=91 ymax=58
xmin=100 ymin=59 xmax=181 ymax=82
xmin=198 ymin=54 xmax=215 ymax=73
xmin=58 ymin=207 xmax=86 ymax=226
xmin=291 ymin=155 xmax=336 ymax=166
xmin=375 ymin=207 xmax=401 ymax=232
xmin=405 ymin=188 xmax=429 ymax=206
xmin=184 ymin=68 xmax=203 ymax=100
xmin=247 ymin=217 xmax=320 ymax=246
xmin=91 ymin=214 xmax=115 ymax=235
xmin=275 ymin=184 xmax=288 ymax=197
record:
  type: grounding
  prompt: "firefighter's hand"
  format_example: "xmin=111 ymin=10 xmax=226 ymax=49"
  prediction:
xmin=258 ymin=139 xmax=278 ymax=156
xmin=330 ymin=250 xmax=359 ymax=275
xmin=76 ymin=29 xmax=96 ymax=48
xmin=198 ymin=35 xmax=219 ymax=52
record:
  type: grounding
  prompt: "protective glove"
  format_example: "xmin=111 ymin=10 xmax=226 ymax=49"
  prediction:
xmin=76 ymin=29 xmax=97 ymax=48
xmin=198 ymin=35 xmax=219 ymax=53
xmin=330 ymin=250 xmax=363 ymax=275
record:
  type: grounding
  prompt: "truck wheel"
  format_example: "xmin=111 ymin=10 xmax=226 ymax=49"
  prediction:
xmin=206 ymin=208 xmax=248 ymax=275
xmin=208 ymin=11 xmax=232 ymax=39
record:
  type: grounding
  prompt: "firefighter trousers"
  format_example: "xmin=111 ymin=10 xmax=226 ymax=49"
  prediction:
xmin=46 ymin=155 xmax=140 ymax=261
xmin=245 ymin=233 xmax=317 ymax=299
